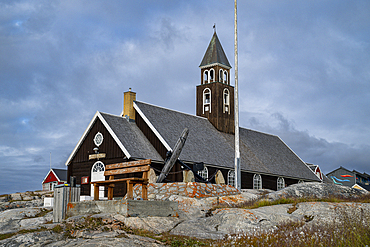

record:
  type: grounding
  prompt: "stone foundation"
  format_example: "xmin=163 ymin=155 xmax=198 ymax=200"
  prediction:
xmin=132 ymin=182 xmax=240 ymax=200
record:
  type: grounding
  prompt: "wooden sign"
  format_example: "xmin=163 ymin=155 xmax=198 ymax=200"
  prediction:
xmin=89 ymin=153 xmax=106 ymax=160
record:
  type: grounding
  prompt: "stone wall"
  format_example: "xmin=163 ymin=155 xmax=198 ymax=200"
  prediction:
xmin=132 ymin=182 xmax=240 ymax=200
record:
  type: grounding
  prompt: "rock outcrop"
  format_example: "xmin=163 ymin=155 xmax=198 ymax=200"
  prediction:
xmin=0 ymin=191 xmax=53 ymax=212
xmin=0 ymin=183 xmax=369 ymax=245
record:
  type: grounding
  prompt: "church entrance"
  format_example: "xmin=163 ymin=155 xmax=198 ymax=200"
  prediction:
xmin=90 ymin=161 xmax=105 ymax=199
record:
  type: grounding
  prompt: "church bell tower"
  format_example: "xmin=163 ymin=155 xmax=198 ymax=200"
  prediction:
xmin=196 ymin=31 xmax=235 ymax=134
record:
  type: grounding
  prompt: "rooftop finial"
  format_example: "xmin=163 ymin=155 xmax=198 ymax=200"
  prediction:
xmin=213 ymin=23 xmax=216 ymax=33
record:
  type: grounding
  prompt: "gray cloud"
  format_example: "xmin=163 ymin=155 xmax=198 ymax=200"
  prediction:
xmin=0 ymin=0 xmax=369 ymax=194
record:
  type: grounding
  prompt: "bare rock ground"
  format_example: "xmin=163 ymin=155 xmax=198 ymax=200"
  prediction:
xmin=0 ymin=183 xmax=369 ymax=245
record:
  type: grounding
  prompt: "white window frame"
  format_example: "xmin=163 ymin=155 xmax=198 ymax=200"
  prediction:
xmin=219 ymin=69 xmax=224 ymax=82
xmin=228 ymin=170 xmax=235 ymax=187
xmin=209 ymin=68 xmax=215 ymax=82
xmin=203 ymin=70 xmax=209 ymax=84
xmin=224 ymin=71 xmax=228 ymax=84
xmin=223 ymin=88 xmax=230 ymax=114
xmin=91 ymin=161 xmax=106 ymax=199
xmin=94 ymin=132 xmax=104 ymax=147
xmin=197 ymin=166 xmax=208 ymax=181
xmin=277 ymin=177 xmax=285 ymax=190
xmin=253 ymin=174 xmax=262 ymax=189
xmin=203 ymin=88 xmax=211 ymax=114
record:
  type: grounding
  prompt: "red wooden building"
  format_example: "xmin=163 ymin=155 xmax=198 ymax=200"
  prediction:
xmin=42 ymin=168 xmax=68 ymax=191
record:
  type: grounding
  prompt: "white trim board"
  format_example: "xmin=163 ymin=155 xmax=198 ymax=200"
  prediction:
xmin=134 ymin=102 xmax=172 ymax=151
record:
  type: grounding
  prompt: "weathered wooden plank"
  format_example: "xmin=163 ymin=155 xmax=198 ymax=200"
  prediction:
xmin=91 ymin=177 xmax=148 ymax=185
xmin=104 ymin=165 xmax=150 ymax=176
xmin=89 ymin=153 xmax=106 ymax=160
xmin=106 ymin=159 xmax=151 ymax=170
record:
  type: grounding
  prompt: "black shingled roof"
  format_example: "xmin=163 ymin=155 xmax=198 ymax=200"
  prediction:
xmin=199 ymin=32 xmax=231 ymax=68
xmin=134 ymin=101 xmax=320 ymax=181
xmin=99 ymin=112 xmax=163 ymax=162
xmin=52 ymin=169 xmax=67 ymax=181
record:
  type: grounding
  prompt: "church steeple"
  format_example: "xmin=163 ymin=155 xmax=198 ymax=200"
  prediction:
xmin=199 ymin=32 xmax=231 ymax=69
xmin=196 ymin=31 xmax=234 ymax=134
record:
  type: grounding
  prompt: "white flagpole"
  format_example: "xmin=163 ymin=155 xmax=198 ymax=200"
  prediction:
xmin=234 ymin=0 xmax=241 ymax=190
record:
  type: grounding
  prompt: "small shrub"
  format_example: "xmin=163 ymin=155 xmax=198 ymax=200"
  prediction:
xmin=52 ymin=225 xmax=63 ymax=233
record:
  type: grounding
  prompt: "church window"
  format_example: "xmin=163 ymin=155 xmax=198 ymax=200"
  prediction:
xmin=277 ymin=177 xmax=285 ymax=190
xmin=209 ymin=69 xmax=214 ymax=82
xmin=92 ymin=161 xmax=105 ymax=172
xmin=223 ymin=88 xmax=230 ymax=113
xmin=219 ymin=69 xmax=224 ymax=82
xmin=203 ymin=88 xmax=211 ymax=113
xmin=253 ymin=174 xmax=262 ymax=189
xmin=204 ymin=70 xmax=209 ymax=84
xmin=224 ymin=71 xmax=228 ymax=84
xmin=197 ymin=166 xmax=208 ymax=180
xmin=228 ymin=170 xmax=235 ymax=187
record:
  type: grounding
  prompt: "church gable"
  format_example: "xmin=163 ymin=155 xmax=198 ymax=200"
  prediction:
xmin=66 ymin=112 xmax=129 ymax=166
xmin=69 ymin=116 xmax=126 ymax=164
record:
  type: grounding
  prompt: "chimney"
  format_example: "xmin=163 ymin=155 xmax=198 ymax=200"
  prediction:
xmin=122 ymin=88 xmax=136 ymax=121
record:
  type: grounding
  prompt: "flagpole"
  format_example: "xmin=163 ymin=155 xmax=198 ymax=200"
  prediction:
xmin=234 ymin=0 xmax=241 ymax=190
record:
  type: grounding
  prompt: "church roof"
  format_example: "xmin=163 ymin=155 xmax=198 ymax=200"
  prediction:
xmin=199 ymin=32 xmax=231 ymax=69
xmin=99 ymin=112 xmax=164 ymax=162
xmin=134 ymin=101 xmax=320 ymax=181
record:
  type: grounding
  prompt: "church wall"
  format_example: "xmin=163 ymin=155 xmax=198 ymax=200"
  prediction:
xmin=68 ymin=117 xmax=130 ymax=196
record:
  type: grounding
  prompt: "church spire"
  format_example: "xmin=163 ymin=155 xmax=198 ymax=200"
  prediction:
xmin=196 ymin=31 xmax=234 ymax=134
xmin=199 ymin=32 xmax=231 ymax=69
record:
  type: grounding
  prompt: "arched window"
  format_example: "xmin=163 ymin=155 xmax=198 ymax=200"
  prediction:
xmin=228 ymin=170 xmax=235 ymax=187
xmin=203 ymin=70 xmax=209 ymax=84
xmin=209 ymin=69 xmax=214 ymax=82
xmin=253 ymin=174 xmax=262 ymax=189
xmin=224 ymin=71 xmax=228 ymax=84
xmin=223 ymin=88 xmax=230 ymax=113
xmin=91 ymin=161 xmax=105 ymax=198
xmin=219 ymin=69 xmax=224 ymax=82
xmin=203 ymin=88 xmax=211 ymax=113
xmin=277 ymin=177 xmax=285 ymax=190
xmin=197 ymin=166 xmax=208 ymax=180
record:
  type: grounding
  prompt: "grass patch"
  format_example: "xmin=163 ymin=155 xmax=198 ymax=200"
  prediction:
xmin=217 ymin=207 xmax=370 ymax=247
xmin=51 ymin=225 xmax=63 ymax=233
xmin=212 ymin=193 xmax=370 ymax=213
xmin=119 ymin=223 xmax=216 ymax=246
xmin=0 ymin=232 xmax=16 ymax=241
xmin=0 ymin=227 xmax=48 ymax=241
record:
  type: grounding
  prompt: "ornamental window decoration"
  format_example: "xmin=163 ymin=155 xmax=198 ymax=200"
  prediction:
xmin=277 ymin=177 xmax=285 ymax=190
xmin=94 ymin=132 xmax=103 ymax=147
xmin=223 ymin=88 xmax=230 ymax=113
xmin=197 ymin=166 xmax=208 ymax=180
xmin=228 ymin=170 xmax=235 ymax=187
xmin=253 ymin=174 xmax=262 ymax=189
xmin=204 ymin=70 xmax=209 ymax=84
xmin=219 ymin=69 xmax=224 ymax=82
xmin=92 ymin=161 xmax=105 ymax=172
xmin=203 ymin=88 xmax=211 ymax=113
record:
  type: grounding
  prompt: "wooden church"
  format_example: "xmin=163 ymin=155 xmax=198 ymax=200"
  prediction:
xmin=66 ymin=31 xmax=320 ymax=198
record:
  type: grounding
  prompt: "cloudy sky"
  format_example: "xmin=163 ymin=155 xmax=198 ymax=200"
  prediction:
xmin=1 ymin=0 xmax=369 ymax=194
